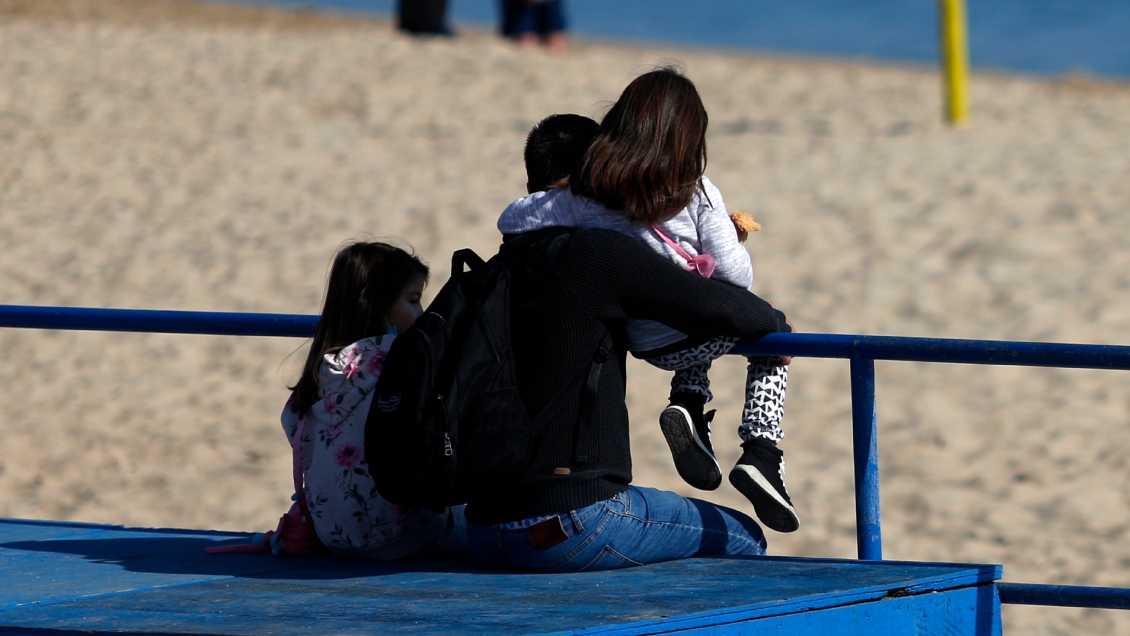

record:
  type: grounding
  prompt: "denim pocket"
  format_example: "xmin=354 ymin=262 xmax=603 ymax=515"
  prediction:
xmin=543 ymin=503 xmax=618 ymax=572
xmin=568 ymin=496 xmax=614 ymax=530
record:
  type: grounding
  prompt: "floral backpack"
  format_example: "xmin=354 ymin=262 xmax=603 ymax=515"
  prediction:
xmin=206 ymin=418 xmax=325 ymax=557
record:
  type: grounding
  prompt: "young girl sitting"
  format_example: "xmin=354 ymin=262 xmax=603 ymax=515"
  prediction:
xmin=281 ymin=241 xmax=466 ymax=559
xmin=498 ymin=67 xmax=799 ymax=533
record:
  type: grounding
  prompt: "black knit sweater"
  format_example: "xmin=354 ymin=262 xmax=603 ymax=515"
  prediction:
xmin=463 ymin=228 xmax=789 ymax=525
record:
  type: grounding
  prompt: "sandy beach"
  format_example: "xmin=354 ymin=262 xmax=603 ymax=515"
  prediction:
xmin=2 ymin=1 xmax=1130 ymax=632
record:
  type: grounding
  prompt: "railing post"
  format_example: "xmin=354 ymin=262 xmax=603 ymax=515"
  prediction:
xmin=850 ymin=357 xmax=882 ymax=560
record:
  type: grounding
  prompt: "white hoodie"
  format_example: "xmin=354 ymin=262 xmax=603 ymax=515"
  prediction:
xmin=497 ymin=176 xmax=754 ymax=352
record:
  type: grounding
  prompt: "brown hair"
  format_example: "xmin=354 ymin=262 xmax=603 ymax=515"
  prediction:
xmin=574 ymin=66 xmax=708 ymax=223
xmin=290 ymin=241 xmax=429 ymax=416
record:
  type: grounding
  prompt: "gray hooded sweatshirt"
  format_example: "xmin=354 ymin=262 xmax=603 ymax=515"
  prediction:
xmin=497 ymin=176 xmax=754 ymax=352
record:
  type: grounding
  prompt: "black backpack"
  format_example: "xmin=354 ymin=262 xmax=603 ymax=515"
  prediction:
xmin=365 ymin=231 xmax=611 ymax=510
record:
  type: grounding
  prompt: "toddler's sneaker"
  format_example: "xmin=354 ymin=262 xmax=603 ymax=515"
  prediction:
xmin=729 ymin=437 xmax=799 ymax=533
xmin=659 ymin=396 xmax=722 ymax=491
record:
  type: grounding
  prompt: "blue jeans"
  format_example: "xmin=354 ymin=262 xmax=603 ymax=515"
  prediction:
xmin=467 ymin=486 xmax=766 ymax=572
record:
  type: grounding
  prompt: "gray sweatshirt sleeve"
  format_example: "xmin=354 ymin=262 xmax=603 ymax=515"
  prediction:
xmin=696 ymin=177 xmax=754 ymax=289
xmin=497 ymin=188 xmax=591 ymax=235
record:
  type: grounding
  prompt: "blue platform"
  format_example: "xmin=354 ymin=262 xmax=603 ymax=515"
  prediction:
xmin=0 ymin=518 xmax=1001 ymax=635
xmin=7 ymin=305 xmax=1127 ymax=631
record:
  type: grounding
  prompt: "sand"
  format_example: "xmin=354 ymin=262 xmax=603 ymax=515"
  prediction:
xmin=2 ymin=1 xmax=1130 ymax=633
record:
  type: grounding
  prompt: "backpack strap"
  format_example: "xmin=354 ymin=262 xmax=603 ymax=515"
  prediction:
xmin=528 ymin=330 xmax=614 ymax=443
xmin=648 ymin=223 xmax=695 ymax=262
xmin=528 ymin=352 xmax=590 ymax=438
xmin=573 ymin=330 xmax=614 ymax=464
xmin=648 ymin=223 xmax=717 ymax=278
xmin=452 ymin=248 xmax=489 ymax=276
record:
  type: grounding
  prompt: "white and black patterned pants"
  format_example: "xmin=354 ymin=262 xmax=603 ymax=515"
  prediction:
xmin=644 ymin=336 xmax=788 ymax=444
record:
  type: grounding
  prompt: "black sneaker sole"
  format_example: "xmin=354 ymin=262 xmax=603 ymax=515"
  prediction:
xmin=659 ymin=405 xmax=722 ymax=491
xmin=729 ymin=464 xmax=800 ymax=533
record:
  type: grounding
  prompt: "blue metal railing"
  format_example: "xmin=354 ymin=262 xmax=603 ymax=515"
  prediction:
xmin=0 ymin=304 xmax=318 ymax=337
xmin=727 ymin=333 xmax=1130 ymax=564
xmin=3 ymin=303 xmax=1130 ymax=611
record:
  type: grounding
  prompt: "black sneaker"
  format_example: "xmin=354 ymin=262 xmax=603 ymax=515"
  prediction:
xmin=659 ymin=399 xmax=722 ymax=491
xmin=730 ymin=437 xmax=799 ymax=533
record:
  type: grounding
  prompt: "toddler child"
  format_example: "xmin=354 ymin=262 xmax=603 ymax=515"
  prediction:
xmin=499 ymin=71 xmax=798 ymax=533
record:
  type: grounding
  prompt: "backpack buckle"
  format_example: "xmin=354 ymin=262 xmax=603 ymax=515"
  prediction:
xmin=594 ymin=332 xmax=613 ymax=362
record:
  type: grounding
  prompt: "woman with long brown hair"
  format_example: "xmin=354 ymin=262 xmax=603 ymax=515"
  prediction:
xmin=466 ymin=67 xmax=794 ymax=573
xmin=497 ymin=66 xmax=798 ymax=536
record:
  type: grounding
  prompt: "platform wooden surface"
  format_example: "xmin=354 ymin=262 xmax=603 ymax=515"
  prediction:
xmin=0 ymin=518 xmax=1001 ymax=635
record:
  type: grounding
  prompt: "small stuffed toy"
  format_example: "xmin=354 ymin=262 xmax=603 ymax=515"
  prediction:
xmin=730 ymin=211 xmax=761 ymax=243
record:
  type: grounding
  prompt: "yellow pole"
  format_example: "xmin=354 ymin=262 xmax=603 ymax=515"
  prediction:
xmin=939 ymin=0 xmax=970 ymax=125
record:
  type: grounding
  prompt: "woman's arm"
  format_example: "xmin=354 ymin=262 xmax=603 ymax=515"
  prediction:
xmin=554 ymin=229 xmax=788 ymax=341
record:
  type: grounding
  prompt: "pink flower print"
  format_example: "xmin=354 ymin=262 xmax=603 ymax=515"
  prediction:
xmin=323 ymin=422 xmax=343 ymax=441
xmin=366 ymin=350 xmax=386 ymax=376
xmin=323 ymin=393 xmax=339 ymax=415
xmin=341 ymin=347 xmax=362 ymax=379
xmin=334 ymin=443 xmax=363 ymax=469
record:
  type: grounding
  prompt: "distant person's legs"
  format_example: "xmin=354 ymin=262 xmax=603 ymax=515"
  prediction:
xmin=500 ymin=0 xmax=538 ymax=47
xmin=398 ymin=0 xmax=452 ymax=36
xmin=501 ymin=0 xmax=567 ymax=49
xmin=536 ymin=0 xmax=568 ymax=51
xmin=467 ymin=486 xmax=766 ymax=572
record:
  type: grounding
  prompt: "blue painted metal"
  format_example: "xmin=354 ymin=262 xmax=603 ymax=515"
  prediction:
xmin=703 ymin=584 xmax=1001 ymax=636
xmin=3 ymin=305 xmax=1130 ymax=371
xmin=1 ymin=304 xmax=1129 ymax=615
xmin=850 ymin=358 xmax=882 ymax=561
xmin=996 ymin=583 xmax=1130 ymax=610
xmin=0 ymin=518 xmax=1002 ymax=635
xmin=732 ymin=332 xmax=1130 ymax=371
xmin=0 ymin=304 xmax=318 ymax=338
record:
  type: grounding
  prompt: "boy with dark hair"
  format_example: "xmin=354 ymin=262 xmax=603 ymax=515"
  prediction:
xmin=523 ymin=114 xmax=599 ymax=194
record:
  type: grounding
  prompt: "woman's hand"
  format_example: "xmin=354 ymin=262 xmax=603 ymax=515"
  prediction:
xmin=768 ymin=301 xmax=792 ymax=366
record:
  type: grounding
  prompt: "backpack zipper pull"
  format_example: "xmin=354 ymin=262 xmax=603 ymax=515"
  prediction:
xmin=436 ymin=393 xmax=453 ymax=456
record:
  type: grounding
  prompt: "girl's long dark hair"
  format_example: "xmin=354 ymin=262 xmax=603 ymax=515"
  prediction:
xmin=291 ymin=241 xmax=429 ymax=416
xmin=574 ymin=66 xmax=708 ymax=224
